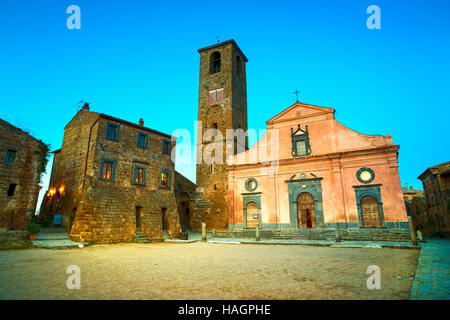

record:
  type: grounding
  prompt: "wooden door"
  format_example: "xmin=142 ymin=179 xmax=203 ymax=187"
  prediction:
xmin=297 ymin=192 xmax=316 ymax=229
xmin=135 ymin=206 xmax=141 ymax=228
xmin=162 ymin=208 xmax=168 ymax=230
xmin=246 ymin=202 xmax=259 ymax=229
xmin=360 ymin=196 xmax=382 ymax=228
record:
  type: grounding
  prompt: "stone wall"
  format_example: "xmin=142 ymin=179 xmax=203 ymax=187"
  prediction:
xmin=0 ymin=118 xmax=46 ymax=230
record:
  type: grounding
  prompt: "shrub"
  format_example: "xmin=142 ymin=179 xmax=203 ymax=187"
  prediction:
xmin=26 ymin=222 xmax=40 ymax=235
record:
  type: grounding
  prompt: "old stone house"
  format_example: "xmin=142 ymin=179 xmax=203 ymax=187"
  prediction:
xmin=417 ymin=161 xmax=450 ymax=237
xmin=0 ymin=118 xmax=47 ymax=230
xmin=194 ymin=40 xmax=411 ymax=241
xmin=44 ymin=104 xmax=182 ymax=243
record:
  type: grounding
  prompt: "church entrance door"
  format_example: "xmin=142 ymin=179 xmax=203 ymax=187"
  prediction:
xmin=246 ymin=202 xmax=259 ymax=229
xmin=360 ymin=195 xmax=382 ymax=228
xmin=297 ymin=192 xmax=316 ymax=229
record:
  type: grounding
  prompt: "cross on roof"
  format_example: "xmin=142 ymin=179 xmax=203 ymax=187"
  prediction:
xmin=293 ymin=89 xmax=300 ymax=102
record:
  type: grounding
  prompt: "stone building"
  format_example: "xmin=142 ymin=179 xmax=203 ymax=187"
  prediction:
xmin=402 ymin=184 xmax=424 ymax=200
xmin=195 ymin=40 xmax=248 ymax=231
xmin=0 ymin=118 xmax=47 ymax=230
xmin=44 ymin=104 xmax=182 ymax=243
xmin=417 ymin=161 xmax=450 ymax=237
xmin=225 ymin=101 xmax=411 ymax=241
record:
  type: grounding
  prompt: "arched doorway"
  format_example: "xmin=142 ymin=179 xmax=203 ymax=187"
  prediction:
xmin=246 ymin=202 xmax=259 ymax=229
xmin=360 ymin=195 xmax=382 ymax=228
xmin=297 ymin=192 xmax=316 ymax=229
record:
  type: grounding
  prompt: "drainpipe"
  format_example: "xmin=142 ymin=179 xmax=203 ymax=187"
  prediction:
xmin=83 ymin=116 xmax=100 ymax=190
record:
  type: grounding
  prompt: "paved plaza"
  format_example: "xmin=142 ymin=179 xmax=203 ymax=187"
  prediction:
xmin=0 ymin=242 xmax=418 ymax=300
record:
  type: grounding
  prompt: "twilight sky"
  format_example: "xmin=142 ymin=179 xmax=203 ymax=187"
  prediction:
xmin=0 ymin=0 xmax=449 ymax=209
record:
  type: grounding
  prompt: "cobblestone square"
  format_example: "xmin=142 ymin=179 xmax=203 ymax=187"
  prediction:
xmin=0 ymin=242 xmax=420 ymax=299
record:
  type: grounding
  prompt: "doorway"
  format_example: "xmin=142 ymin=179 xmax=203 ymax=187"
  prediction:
xmin=360 ymin=195 xmax=382 ymax=228
xmin=297 ymin=192 xmax=316 ymax=229
xmin=245 ymin=201 xmax=259 ymax=229
xmin=135 ymin=206 xmax=142 ymax=229
xmin=162 ymin=208 xmax=168 ymax=230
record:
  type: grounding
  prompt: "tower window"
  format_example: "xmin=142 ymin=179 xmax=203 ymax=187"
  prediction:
xmin=210 ymin=52 xmax=221 ymax=74
xmin=7 ymin=184 xmax=17 ymax=197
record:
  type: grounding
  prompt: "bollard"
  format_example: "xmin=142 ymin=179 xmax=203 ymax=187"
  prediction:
xmin=201 ymin=222 xmax=206 ymax=241
xmin=408 ymin=216 xmax=418 ymax=246
xmin=256 ymin=226 xmax=260 ymax=241
xmin=335 ymin=223 xmax=341 ymax=242
xmin=213 ymin=228 xmax=216 ymax=237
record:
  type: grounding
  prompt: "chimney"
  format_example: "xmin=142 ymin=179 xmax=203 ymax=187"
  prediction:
xmin=82 ymin=103 xmax=90 ymax=111
xmin=139 ymin=118 xmax=144 ymax=126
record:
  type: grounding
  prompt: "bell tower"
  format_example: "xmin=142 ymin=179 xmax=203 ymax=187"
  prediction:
xmin=196 ymin=39 xmax=248 ymax=230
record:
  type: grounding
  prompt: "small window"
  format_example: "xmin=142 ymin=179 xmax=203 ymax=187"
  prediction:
xmin=4 ymin=150 xmax=16 ymax=164
xmin=296 ymin=140 xmax=307 ymax=156
xmin=178 ymin=184 xmax=181 ymax=191
xmin=210 ymin=52 xmax=221 ymax=74
xmin=160 ymin=171 xmax=170 ymax=189
xmin=162 ymin=140 xmax=171 ymax=155
xmin=7 ymin=184 xmax=17 ymax=197
xmin=134 ymin=166 xmax=146 ymax=185
xmin=100 ymin=159 xmax=116 ymax=181
xmin=291 ymin=124 xmax=311 ymax=157
xmin=137 ymin=132 xmax=148 ymax=149
xmin=106 ymin=122 xmax=120 ymax=142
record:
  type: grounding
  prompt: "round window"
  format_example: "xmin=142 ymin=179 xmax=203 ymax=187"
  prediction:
xmin=357 ymin=167 xmax=375 ymax=184
xmin=245 ymin=178 xmax=258 ymax=191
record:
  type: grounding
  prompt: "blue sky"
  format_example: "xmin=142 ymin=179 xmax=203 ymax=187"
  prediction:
xmin=1 ymin=0 xmax=449 ymax=207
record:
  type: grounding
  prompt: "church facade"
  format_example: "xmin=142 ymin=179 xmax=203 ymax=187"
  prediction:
xmin=194 ymin=40 xmax=411 ymax=241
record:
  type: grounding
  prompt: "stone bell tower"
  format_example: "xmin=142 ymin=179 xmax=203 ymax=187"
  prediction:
xmin=195 ymin=39 xmax=248 ymax=231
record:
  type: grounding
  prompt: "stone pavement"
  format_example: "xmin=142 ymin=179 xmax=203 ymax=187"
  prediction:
xmin=409 ymin=237 xmax=450 ymax=300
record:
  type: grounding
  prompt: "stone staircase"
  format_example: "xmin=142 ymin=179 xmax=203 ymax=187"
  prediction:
xmin=135 ymin=229 xmax=165 ymax=243
xmin=32 ymin=227 xmax=86 ymax=248
xmin=215 ymin=228 xmax=412 ymax=242
xmin=135 ymin=229 xmax=152 ymax=243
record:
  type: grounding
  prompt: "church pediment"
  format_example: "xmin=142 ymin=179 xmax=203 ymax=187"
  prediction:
xmin=266 ymin=102 xmax=335 ymax=125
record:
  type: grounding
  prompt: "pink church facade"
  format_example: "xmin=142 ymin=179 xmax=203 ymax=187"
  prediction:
xmin=226 ymin=102 xmax=409 ymax=234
